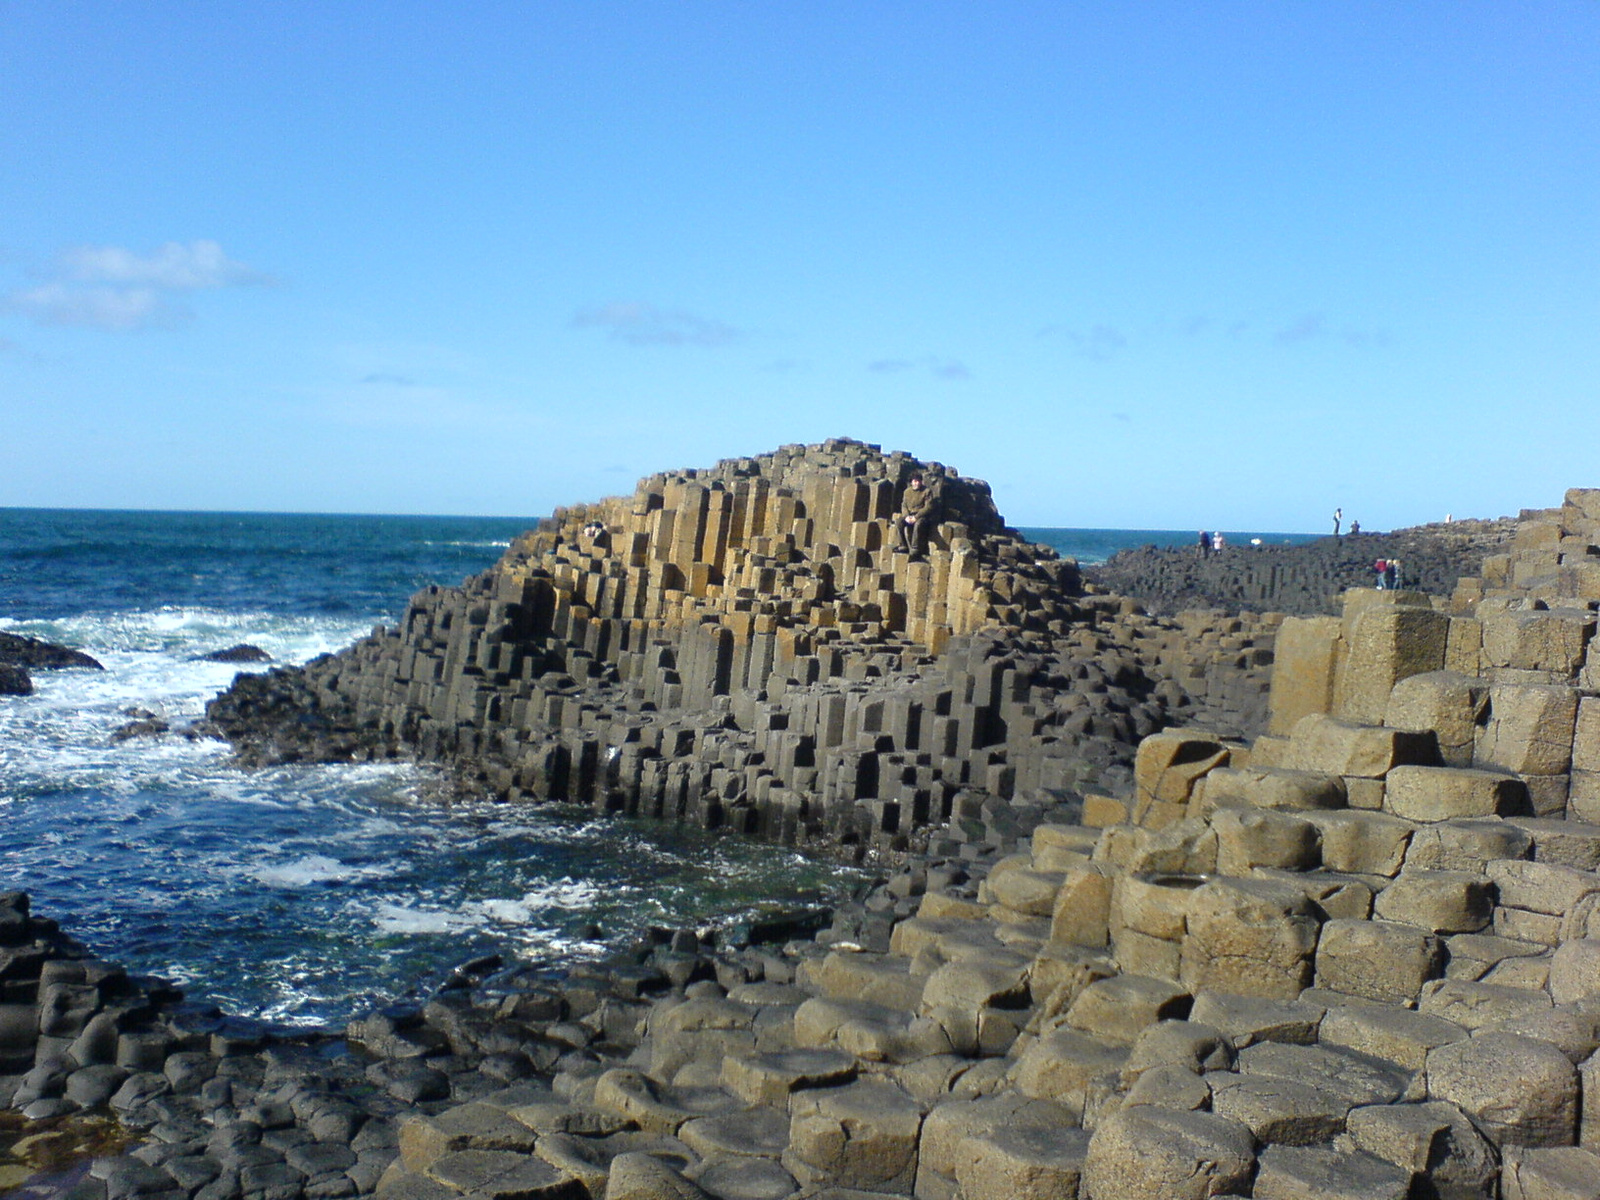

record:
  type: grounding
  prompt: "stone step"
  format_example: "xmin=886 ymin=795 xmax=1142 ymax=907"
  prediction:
xmin=781 ymin=1077 xmax=926 ymax=1194
xmin=590 ymin=1068 xmax=743 ymax=1136
xmin=720 ymin=1047 xmax=857 ymax=1107
xmin=791 ymin=996 xmax=954 ymax=1064
xmin=796 ymin=950 xmax=925 ymax=1011
xmin=532 ymin=1130 xmax=698 ymax=1198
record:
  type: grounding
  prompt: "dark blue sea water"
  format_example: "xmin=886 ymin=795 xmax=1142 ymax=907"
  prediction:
xmin=0 ymin=509 xmax=1311 ymax=1027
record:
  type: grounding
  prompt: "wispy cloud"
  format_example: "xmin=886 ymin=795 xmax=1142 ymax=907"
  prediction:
xmin=60 ymin=240 xmax=271 ymax=290
xmin=1038 ymin=323 xmax=1128 ymax=362
xmin=2 ymin=240 xmax=272 ymax=332
xmin=1273 ymin=312 xmax=1326 ymax=346
xmin=573 ymin=301 xmax=740 ymax=347
xmin=867 ymin=355 xmax=971 ymax=380
xmin=6 ymin=283 xmax=177 ymax=331
xmin=1272 ymin=311 xmax=1390 ymax=348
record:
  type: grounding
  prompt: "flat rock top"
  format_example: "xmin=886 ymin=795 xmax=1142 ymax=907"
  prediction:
xmin=1087 ymin=521 xmax=1514 ymax=616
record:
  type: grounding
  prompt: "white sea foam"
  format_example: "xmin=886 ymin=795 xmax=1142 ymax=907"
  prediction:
xmin=2 ymin=606 xmax=369 ymax=665
xmin=5 ymin=559 xmax=865 ymax=1025
xmin=248 ymin=855 xmax=393 ymax=888
xmin=371 ymin=903 xmax=467 ymax=935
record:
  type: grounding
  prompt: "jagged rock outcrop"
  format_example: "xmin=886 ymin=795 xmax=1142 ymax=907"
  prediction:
xmin=1089 ymin=518 xmax=1515 ymax=617
xmin=201 ymin=440 xmax=1280 ymax=854
xmin=0 ymin=631 xmax=104 ymax=672
xmin=0 ymin=632 xmax=103 ymax=697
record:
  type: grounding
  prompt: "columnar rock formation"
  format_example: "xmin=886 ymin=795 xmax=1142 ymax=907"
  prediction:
xmin=356 ymin=485 xmax=1600 ymax=1197
xmin=7 ymin=483 xmax=1600 ymax=1198
xmin=204 ymin=440 xmax=1279 ymax=853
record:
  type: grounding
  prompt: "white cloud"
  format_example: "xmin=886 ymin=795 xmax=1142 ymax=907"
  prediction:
xmin=5 ymin=282 xmax=181 ymax=331
xmin=60 ymin=240 xmax=271 ymax=290
xmin=572 ymin=301 xmax=739 ymax=347
xmin=2 ymin=240 xmax=271 ymax=332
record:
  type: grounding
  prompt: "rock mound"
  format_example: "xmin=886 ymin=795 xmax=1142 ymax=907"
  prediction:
xmin=201 ymin=439 xmax=1281 ymax=849
xmin=1088 ymin=518 xmax=1515 ymax=616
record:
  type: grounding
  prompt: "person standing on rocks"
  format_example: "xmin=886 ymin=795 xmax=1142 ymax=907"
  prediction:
xmin=1333 ymin=507 xmax=1343 ymax=537
xmin=1374 ymin=558 xmax=1389 ymax=589
xmin=1198 ymin=531 xmax=1211 ymax=557
xmin=896 ymin=473 xmax=941 ymax=559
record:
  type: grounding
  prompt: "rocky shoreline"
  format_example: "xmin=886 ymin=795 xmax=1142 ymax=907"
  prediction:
xmin=7 ymin=445 xmax=1600 ymax=1198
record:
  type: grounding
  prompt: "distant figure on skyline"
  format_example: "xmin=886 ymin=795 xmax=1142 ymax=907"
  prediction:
xmin=1211 ymin=531 xmax=1225 ymax=552
xmin=1333 ymin=507 xmax=1343 ymax=537
xmin=1350 ymin=519 xmax=1361 ymax=535
xmin=1198 ymin=531 xmax=1210 ymax=557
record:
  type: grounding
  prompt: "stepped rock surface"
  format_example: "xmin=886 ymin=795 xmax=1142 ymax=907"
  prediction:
xmin=8 ymin=452 xmax=1600 ymax=1200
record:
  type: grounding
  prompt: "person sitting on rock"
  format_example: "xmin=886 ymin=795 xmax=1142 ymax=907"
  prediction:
xmin=896 ymin=473 xmax=942 ymax=559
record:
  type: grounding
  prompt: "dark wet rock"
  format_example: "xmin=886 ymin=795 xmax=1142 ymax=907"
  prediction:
xmin=0 ymin=663 xmax=32 ymax=695
xmin=0 ymin=632 xmax=104 ymax=671
xmin=111 ymin=719 xmax=170 ymax=744
xmin=196 ymin=645 xmax=272 ymax=664
xmin=192 ymin=665 xmax=371 ymax=767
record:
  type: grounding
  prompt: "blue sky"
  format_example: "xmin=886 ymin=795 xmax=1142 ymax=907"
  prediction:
xmin=2 ymin=2 xmax=1595 ymax=530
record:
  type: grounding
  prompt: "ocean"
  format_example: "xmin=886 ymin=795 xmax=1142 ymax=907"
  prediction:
xmin=0 ymin=509 xmax=1310 ymax=1029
